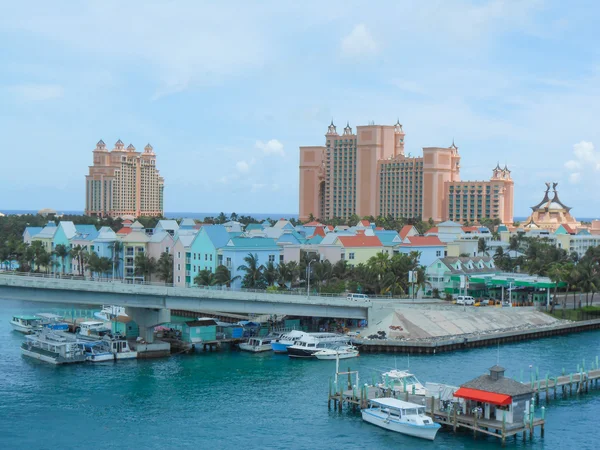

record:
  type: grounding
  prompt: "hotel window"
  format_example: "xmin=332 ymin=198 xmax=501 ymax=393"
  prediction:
xmin=349 ymin=253 xmax=355 ymax=260
xmin=177 ymin=264 xmax=181 ymax=271
xmin=177 ymin=252 xmax=181 ymax=259
xmin=194 ymin=253 xmax=197 ymax=260
xmin=177 ymin=276 xmax=180 ymax=283
xmin=268 ymin=255 xmax=275 ymax=263
xmin=210 ymin=254 xmax=213 ymax=261
xmin=205 ymin=254 xmax=208 ymax=261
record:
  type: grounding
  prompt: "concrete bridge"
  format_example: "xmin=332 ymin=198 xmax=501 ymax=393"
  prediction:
xmin=0 ymin=274 xmax=371 ymax=342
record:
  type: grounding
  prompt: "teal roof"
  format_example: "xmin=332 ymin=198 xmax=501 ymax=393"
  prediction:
xmin=202 ymin=225 xmax=231 ymax=248
xmin=245 ymin=224 xmax=263 ymax=231
xmin=577 ymin=229 xmax=591 ymax=235
xmin=306 ymin=235 xmax=323 ymax=244
xmin=227 ymin=237 xmax=279 ymax=250
xmin=497 ymin=225 xmax=509 ymax=232
xmin=74 ymin=225 xmax=99 ymax=241
xmin=375 ymin=231 xmax=400 ymax=246
xmin=23 ymin=227 xmax=43 ymax=238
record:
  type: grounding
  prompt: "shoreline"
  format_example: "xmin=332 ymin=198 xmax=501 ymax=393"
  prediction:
xmin=354 ymin=318 xmax=600 ymax=353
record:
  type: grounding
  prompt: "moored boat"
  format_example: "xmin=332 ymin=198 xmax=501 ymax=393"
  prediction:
xmin=20 ymin=329 xmax=86 ymax=365
xmin=287 ymin=333 xmax=349 ymax=359
xmin=361 ymin=398 xmax=441 ymax=441
xmin=37 ymin=313 xmax=69 ymax=331
xmin=76 ymin=321 xmax=112 ymax=341
xmin=94 ymin=305 xmax=127 ymax=321
xmin=379 ymin=369 xmax=427 ymax=395
xmin=83 ymin=341 xmax=115 ymax=362
xmin=103 ymin=334 xmax=137 ymax=359
xmin=314 ymin=345 xmax=359 ymax=360
xmin=10 ymin=315 xmax=42 ymax=334
xmin=271 ymin=330 xmax=307 ymax=354
xmin=239 ymin=337 xmax=273 ymax=353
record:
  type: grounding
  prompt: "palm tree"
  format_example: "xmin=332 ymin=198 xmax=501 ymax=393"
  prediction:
xmin=477 ymin=238 xmax=489 ymax=256
xmin=263 ymin=261 xmax=278 ymax=286
xmin=194 ymin=269 xmax=216 ymax=286
xmin=332 ymin=260 xmax=350 ymax=281
xmin=70 ymin=245 xmax=83 ymax=276
xmin=217 ymin=212 xmax=227 ymax=224
xmin=156 ymin=252 xmax=174 ymax=284
xmin=99 ymin=256 xmax=112 ymax=279
xmin=237 ymin=253 xmax=265 ymax=289
xmin=30 ymin=241 xmax=46 ymax=272
xmin=134 ymin=253 xmax=157 ymax=282
xmin=54 ymin=244 xmax=69 ymax=275
xmin=214 ymin=265 xmax=240 ymax=287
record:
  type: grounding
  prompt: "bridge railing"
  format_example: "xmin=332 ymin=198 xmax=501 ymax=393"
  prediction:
xmin=0 ymin=270 xmax=409 ymax=301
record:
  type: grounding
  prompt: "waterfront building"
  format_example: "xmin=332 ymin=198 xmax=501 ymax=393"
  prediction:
xmin=121 ymin=221 xmax=150 ymax=283
xmin=85 ymin=140 xmax=164 ymax=218
xmin=154 ymin=220 xmax=179 ymax=237
xmin=186 ymin=225 xmax=231 ymax=286
xmin=179 ymin=218 xmax=197 ymax=230
xmin=92 ymin=226 xmax=121 ymax=278
xmin=332 ymin=234 xmax=384 ymax=267
xmin=173 ymin=234 xmax=196 ymax=287
xmin=396 ymin=236 xmax=445 ymax=267
xmin=299 ymin=121 xmax=514 ymax=224
xmin=69 ymin=225 xmax=99 ymax=276
xmin=31 ymin=222 xmax=57 ymax=254
xmin=426 ymin=256 xmax=496 ymax=295
xmin=222 ymin=237 xmax=281 ymax=289
xmin=147 ymin=230 xmax=174 ymax=262
xmin=523 ymin=182 xmax=580 ymax=231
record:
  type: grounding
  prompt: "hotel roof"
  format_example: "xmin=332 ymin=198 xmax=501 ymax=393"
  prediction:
xmin=402 ymin=236 xmax=444 ymax=246
xmin=226 ymin=237 xmax=279 ymax=249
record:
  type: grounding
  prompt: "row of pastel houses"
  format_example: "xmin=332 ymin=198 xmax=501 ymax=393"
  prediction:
xmin=23 ymin=217 xmax=501 ymax=290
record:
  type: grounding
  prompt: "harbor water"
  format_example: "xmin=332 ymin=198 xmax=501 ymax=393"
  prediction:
xmin=1 ymin=298 xmax=599 ymax=450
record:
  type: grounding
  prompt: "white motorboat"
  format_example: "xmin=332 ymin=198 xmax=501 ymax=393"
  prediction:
xmin=10 ymin=315 xmax=42 ymax=334
xmin=94 ymin=305 xmax=127 ymax=321
xmin=287 ymin=333 xmax=349 ymax=358
xmin=37 ymin=313 xmax=69 ymax=331
xmin=239 ymin=337 xmax=273 ymax=353
xmin=76 ymin=321 xmax=112 ymax=341
xmin=361 ymin=398 xmax=441 ymax=441
xmin=103 ymin=334 xmax=137 ymax=359
xmin=314 ymin=345 xmax=359 ymax=360
xmin=271 ymin=330 xmax=308 ymax=354
xmin=21 ymin=329 xmax=86 ymax=365
xmin=379 ymin=369 xmax=427 ymax=395
xmin=83 ymin=341 xmax=115 ymax=362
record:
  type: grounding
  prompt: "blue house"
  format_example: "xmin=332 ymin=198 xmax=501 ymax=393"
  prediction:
xmin=396 ymin=236 xmax=446 ymax=267
xmin=222 ymin=237 xmax=281 ymax=289
xmin=187 ymin=225 xmax=231 ymax=284
xmin=91 ymin=227 xmax=120 ymax=278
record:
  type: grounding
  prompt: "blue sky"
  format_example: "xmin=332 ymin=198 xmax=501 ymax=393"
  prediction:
xmin=1 ymin=1 xmax=600 ymax=218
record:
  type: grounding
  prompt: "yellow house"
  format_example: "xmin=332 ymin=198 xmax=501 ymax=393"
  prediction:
xmin=334 ymin=234 xmax=384 ymax=267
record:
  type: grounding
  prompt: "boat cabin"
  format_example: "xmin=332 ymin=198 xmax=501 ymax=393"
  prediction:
xmin=182 ymin=318 xmax=218 ymax=343
xmin=12 ymin=315 xmax=41 ymax=327
xmin=368 ymin=398 xmax=434 ymax=424
xmin=453 ymin=365 xmax=534 ymax=424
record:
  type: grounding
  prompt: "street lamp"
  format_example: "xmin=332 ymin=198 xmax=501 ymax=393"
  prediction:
xmin=307 ymin=259 xmax=316 ymax=298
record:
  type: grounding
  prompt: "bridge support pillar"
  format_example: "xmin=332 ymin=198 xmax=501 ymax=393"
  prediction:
xmin=126 ymin=307 xmax=170 ymax=343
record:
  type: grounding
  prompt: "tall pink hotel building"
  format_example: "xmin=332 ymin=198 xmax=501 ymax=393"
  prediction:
xmin=85 ymin=140 xmax=164 ymax=218
xmin=299 ymin=121 xmax=513 ymax=224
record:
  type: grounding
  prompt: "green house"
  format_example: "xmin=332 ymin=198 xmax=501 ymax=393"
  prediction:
xmin=182 ymin=319 xmax=217 ymax=343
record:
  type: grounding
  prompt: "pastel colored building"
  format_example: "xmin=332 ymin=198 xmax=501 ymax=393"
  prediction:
xmin=147 ymin=230 xmax=174 ymax=261
xmin=91 ymin=226 xmax=121 ymax=278
xmin=222 ymin=237 xmax=281 ymax=289
xmin=186 ymin=225 xmax=231 ymax=285
xmin=299 ymin=120 xmax=514 ymax=223
xmin=523 ymin=182 xmax=580 ymax=231
xmin=85 ymin=139 xmax=164 ymax=218
xmin=121 ymin=221 xmax=150 ymax=282
xmin=173 ymin=234 xmax=196 ymax=287
xmin=333 ymin=234 xmax=384 ymax=267
xmin=23 ymin=227 xmax=43 ymax=245
xmin=426 ymin=256 xmax=497 ymax=294
xmin=396 ymin=236 xmax=446 ymax=267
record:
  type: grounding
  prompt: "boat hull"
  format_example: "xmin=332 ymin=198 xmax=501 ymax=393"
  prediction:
xmin=10 ymin=322 xmax=35 ymax=334
xmin=86 ymin=353 xmax=115 ymax=362
xmin=115 ymin=352 xmax=138 ymax=360
xmin=315 ymin=351 xmax=359 ymax=360
xmin=361 ymin=410 xmax=440 ymax=441
xmin=239 ymin=343 xmax=272 ymax=352
xmin=287 ymin=347 xmax=319 ymax=358
xmin=270 ymin=342 xmax=291 ymax=353
xmin=21 ymin=347 xmax=86 ymax=365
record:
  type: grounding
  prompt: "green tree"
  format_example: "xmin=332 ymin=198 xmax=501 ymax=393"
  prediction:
xmin=54 ymin=244 xmax=69 ymax=275
xmin=477 ymin=238 xmax=489 ymax=256
xmin=263 ymin=261 xmax=278 ymax=286
xmin=156 ymin=252 xmax=174 ymax=284
xmin=214 ymin=265 xmax=239 ymax=287
xmin=111 ymin=240 xmax=123 ymax=279
xmin=194 ymin=269 xmax=216 ymax=286
xmin=237 ymin=253 xmax=265 ymax=289
xmin=134 ymin=253 xmax=157 ymax=282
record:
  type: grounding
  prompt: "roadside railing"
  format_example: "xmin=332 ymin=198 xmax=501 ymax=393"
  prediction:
xmin=0 ymin=270 xmax=410 ymax=301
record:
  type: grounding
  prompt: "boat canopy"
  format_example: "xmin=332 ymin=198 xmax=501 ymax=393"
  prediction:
xmin=453 ymin=387 xmax=512 ymax=406
xmin=14 ymin=315 xmax=40 ymax=321
xmin=369 ymin=398 xmax=425 ymax=409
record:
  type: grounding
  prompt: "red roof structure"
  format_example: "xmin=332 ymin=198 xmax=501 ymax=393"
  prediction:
xmin=116 ymin=227 xmax=132 ymax=235
xmin=399 ymin=225 xmax=415 ymax=239
xmin=403 ymin=236 xmax=444 ymax=246
xmin=305 ymin=221 xmax=324 ymax=227
xmin=562 ymin=224 xmax=576 ymax=234
xmin=312 ymin=227 xmax=326 ymax=238
xmin=453 ymin=387 xmax=511 ymax=406
xmin=359 ymin=219 xmax=371 ymax=227
xmin=425 ymin=227 xmax=439 ymax=234
xmin=336 ymin=235 xmax=382 ymax=247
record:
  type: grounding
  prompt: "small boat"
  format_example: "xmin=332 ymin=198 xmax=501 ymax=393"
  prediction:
xmin=103 ymin=334 xmax=137 ymax=360
xmin=10 ymin=315 xmax=42 ymax=334
xmin=287 ymin=333 xmax=349 ymax=358
xmin=379 ymin=369 xmax=427 ymax=395
xmin=37 ymin=313 xmax=69 ymax=331
xmin=271 ymin=330 xmax=307 ymax=354
xmin=361 ymin=398 xmax=441 ymax=441
xmin=314 ymin=345 xmax=359 ymax=360
xmin=239 ymin=337 xmax=273 ymax=353
xmin=83 ymin=341 xmax=115 ymax=362
xmin=21 ymin=329 xmax=86 ymax=365
xmin=94 ymin=305 xmax=127 ymax=321
xmin=76 ymin=321 xmax=112 ymax=341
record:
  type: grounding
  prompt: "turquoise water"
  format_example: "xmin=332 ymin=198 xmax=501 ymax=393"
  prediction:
xmin=1 ymin=299 xmax=599 ymax=450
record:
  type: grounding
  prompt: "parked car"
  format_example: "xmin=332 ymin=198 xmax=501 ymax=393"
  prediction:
xmin=347 ymin=293 xmax=370 ymax=301
xmin=456 ymin=296 xmax=475 ymax=306
xmin=478 ymin=299 xmax=490 ymax=306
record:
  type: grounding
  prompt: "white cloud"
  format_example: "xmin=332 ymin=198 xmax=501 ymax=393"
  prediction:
xmin=564 ymin=160 xmax=581 ymax=171
xmin=255 ymin=139 xmax=284 ymax=156
xmin=569 ymin=173 xmax=581 ymax=184
xmin=341 ymin=24 xmax=377 ymax=57
xmin=236 ymin=161 xmax=250 ymax=173
xmin=8 ymin=84 xmax=64 ymax=101
xmin=573 ymin=141 xmax=596 ymax=162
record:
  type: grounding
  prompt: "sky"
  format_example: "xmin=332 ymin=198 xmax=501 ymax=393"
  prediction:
xmin=1 ymin=0 xmax=600 ymax=217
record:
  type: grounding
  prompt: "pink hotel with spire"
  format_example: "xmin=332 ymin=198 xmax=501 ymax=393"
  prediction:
xmin=299 ymin=121 xmax=514 ymax=224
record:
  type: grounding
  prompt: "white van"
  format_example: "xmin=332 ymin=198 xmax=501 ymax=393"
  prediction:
xmin=347 ymin=293 xmax=370 ymax=301
xmin=456 ymin=296 xmax=475 ymax=306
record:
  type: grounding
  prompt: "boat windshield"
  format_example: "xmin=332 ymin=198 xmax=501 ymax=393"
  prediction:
xmin=395 ymin=375 xmax=418 ymax=385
